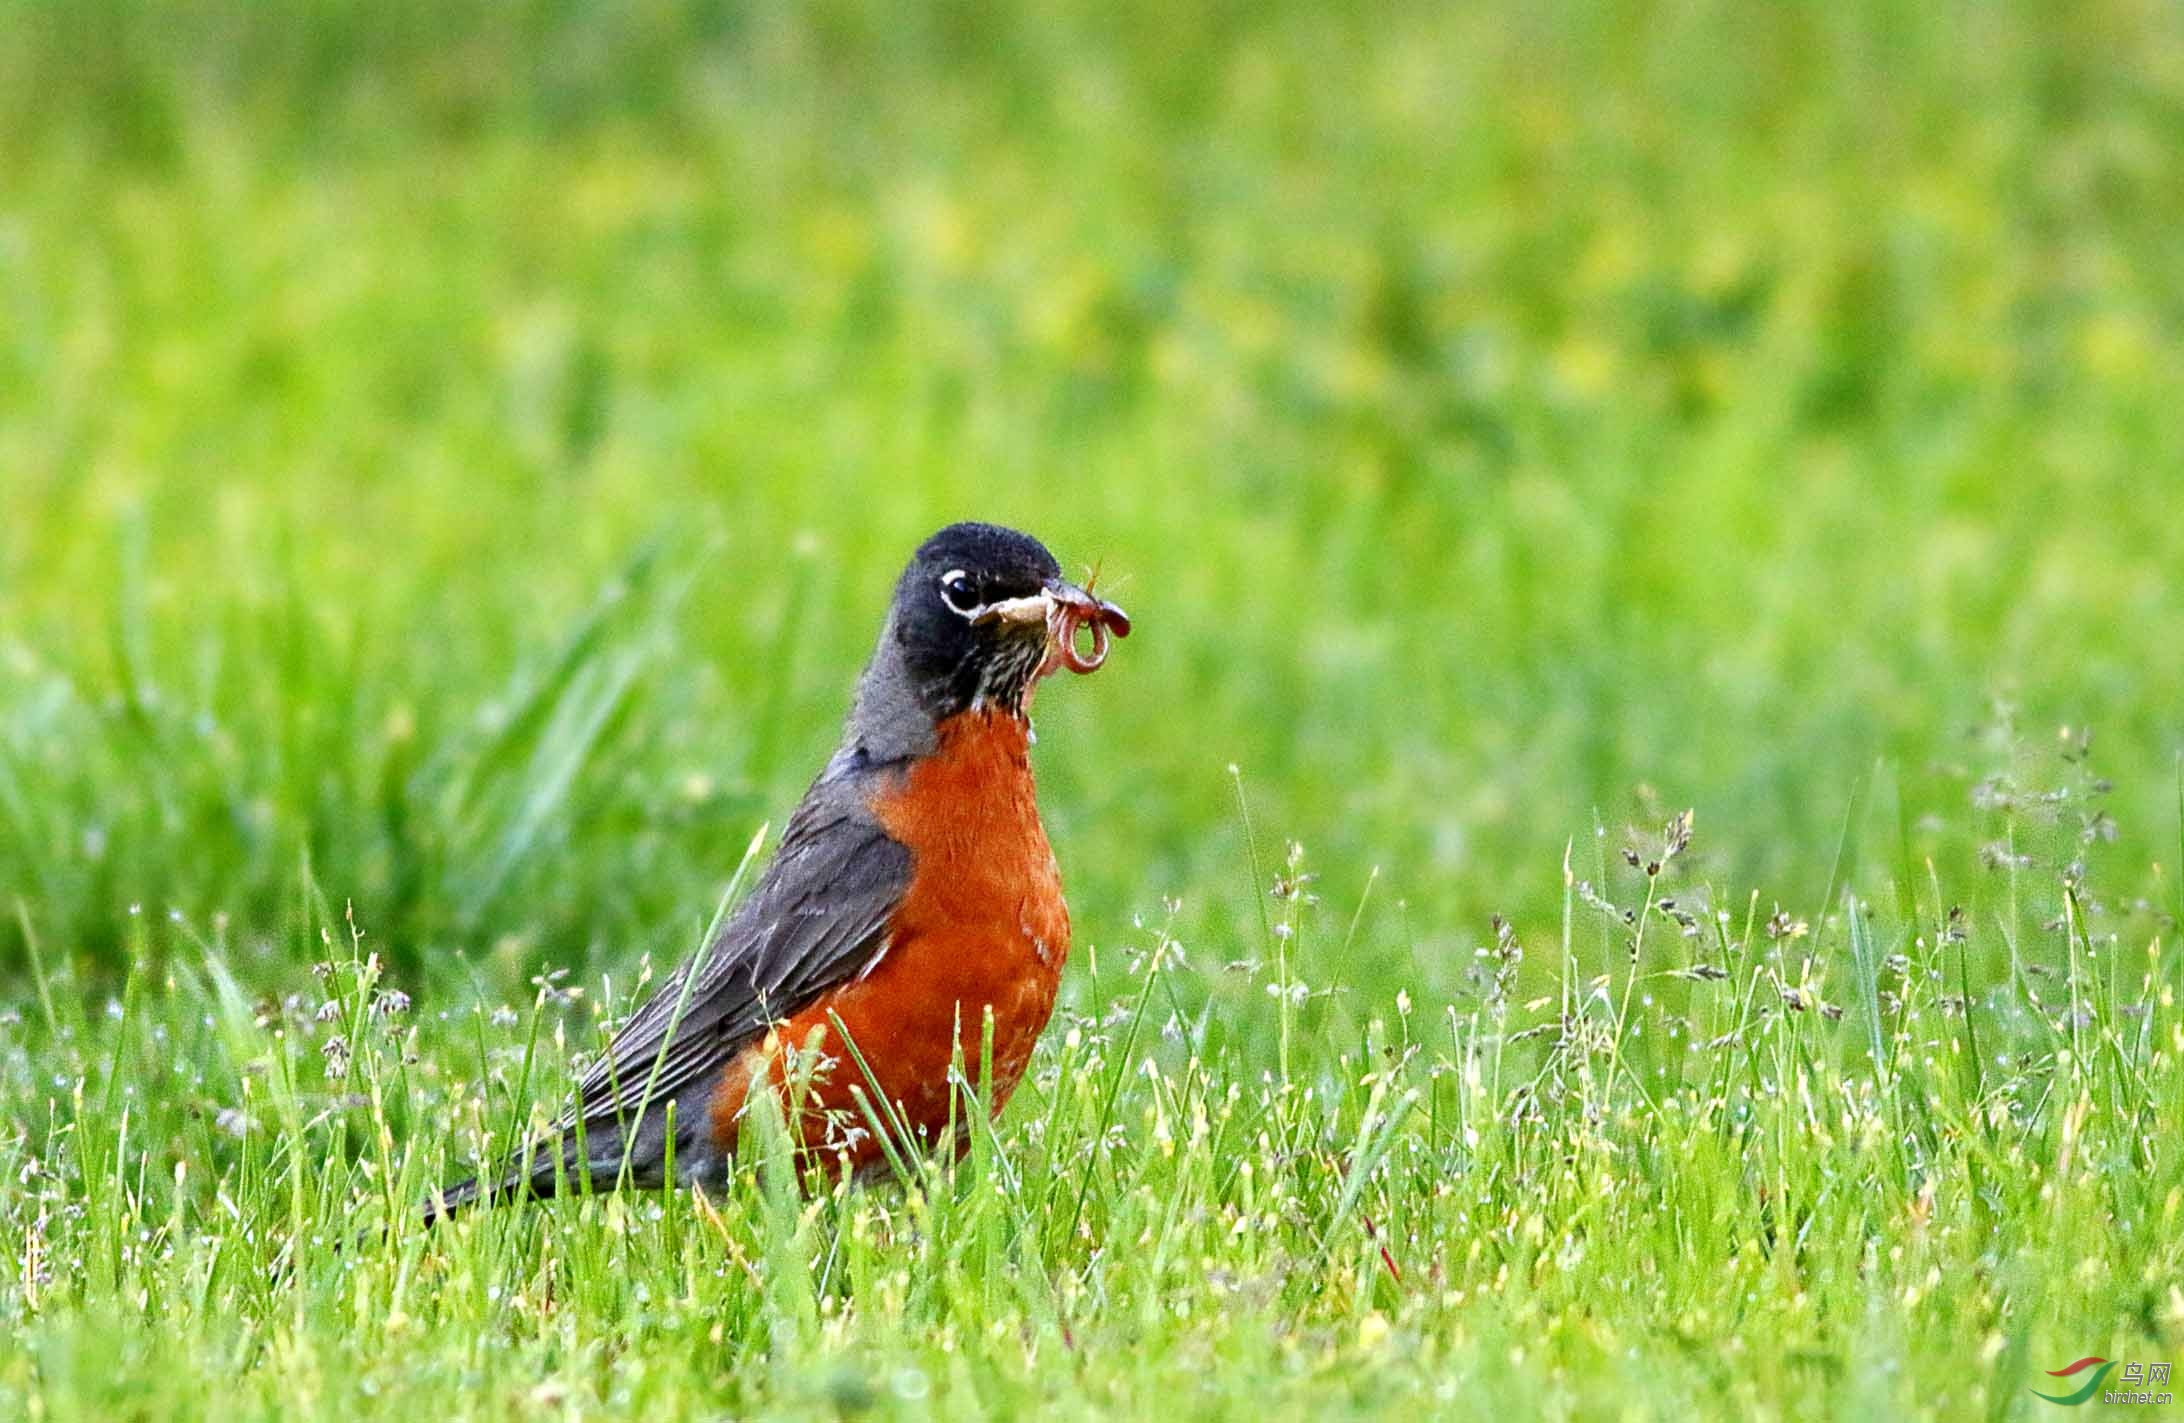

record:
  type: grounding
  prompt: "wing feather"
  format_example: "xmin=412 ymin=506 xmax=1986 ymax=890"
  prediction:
xmin=568 ymin=781 xmax=910 ymax=1129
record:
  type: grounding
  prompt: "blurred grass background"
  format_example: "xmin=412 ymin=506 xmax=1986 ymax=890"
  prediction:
xmin=2 ymin=0 xmax=2182 ymax=1013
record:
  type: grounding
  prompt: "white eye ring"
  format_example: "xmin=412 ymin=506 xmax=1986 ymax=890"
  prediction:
xmin=938 ymin=569 xmax=980 ymax=617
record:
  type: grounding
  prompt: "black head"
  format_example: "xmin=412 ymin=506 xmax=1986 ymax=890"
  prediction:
xmin=836 ymin=522 xmax=1129 ymax=763
xmin=891 ymin=522 xmax=1066 ymax=718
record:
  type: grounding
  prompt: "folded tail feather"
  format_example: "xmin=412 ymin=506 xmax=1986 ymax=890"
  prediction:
xmin=419 ymin=1100 xmax=700 ymax=1225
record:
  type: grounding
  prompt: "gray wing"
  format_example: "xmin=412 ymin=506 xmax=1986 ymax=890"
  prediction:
xmin=568 ymin=777 xmax=911 ymax=1132
xmin=423 ymin=773 xmax=913 ymax=1221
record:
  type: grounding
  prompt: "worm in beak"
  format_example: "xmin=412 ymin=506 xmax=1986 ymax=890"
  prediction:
xmin=1042 ymin=577 xmax=1130 ymax=674
xmin=977 ymin=575 xmax=1132 ymax=677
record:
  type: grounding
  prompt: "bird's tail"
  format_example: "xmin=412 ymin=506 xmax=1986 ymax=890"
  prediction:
xmin=420 ymin=1107 xmax=684 ymax=1225
xmin=421 ymin=1172 xmax=497 ymax=1226
xmin=421 ymin=1142 xmax=570 ymax=1226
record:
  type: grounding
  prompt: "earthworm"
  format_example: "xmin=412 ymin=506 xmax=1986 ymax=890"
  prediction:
xmin=1053 ymin=593 xmax=1130 ymax=675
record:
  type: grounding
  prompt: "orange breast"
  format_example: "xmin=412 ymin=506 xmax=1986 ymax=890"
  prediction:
xmin=709 ymin=709 xmax=1070 ymax=1173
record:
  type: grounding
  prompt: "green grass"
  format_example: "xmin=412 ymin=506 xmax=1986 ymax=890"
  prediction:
xmin=4 ymin=0 xmax=2184 ymax=1416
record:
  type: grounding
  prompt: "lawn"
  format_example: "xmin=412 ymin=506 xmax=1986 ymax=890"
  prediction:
xmin=4 ymin=0 xmax=2184 ymax=1417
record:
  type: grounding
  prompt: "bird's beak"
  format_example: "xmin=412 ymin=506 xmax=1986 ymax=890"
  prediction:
xmin=978 ymin=578 xmax=1131 ymax=674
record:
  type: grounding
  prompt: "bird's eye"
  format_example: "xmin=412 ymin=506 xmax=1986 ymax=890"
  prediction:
xmin=938 ymin=569 xmax=979 ymax=615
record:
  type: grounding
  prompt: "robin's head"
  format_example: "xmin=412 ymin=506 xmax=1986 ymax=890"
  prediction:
xmin=843 ymin=523 xmax=1129 ymax=754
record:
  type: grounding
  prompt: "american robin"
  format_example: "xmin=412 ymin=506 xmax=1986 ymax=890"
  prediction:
xmin=428 ymin=522 xmax=1129 ymax=1218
